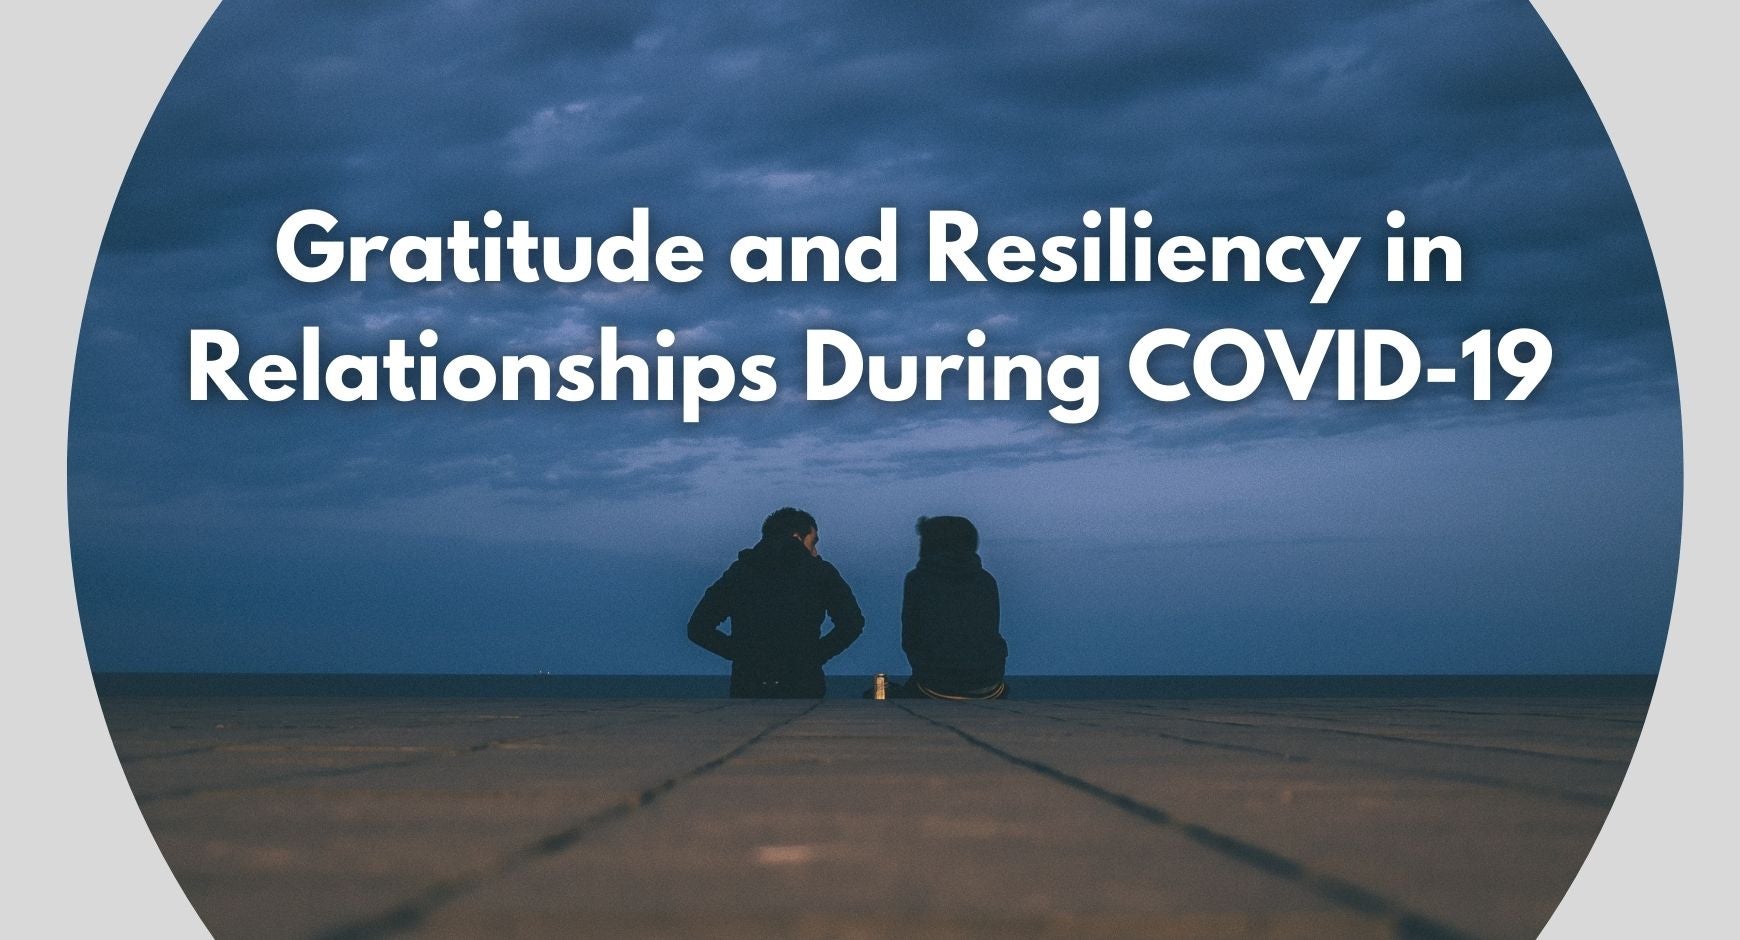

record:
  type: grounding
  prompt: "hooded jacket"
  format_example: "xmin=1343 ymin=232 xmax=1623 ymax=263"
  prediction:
xmin=687 ymin=535 xmax=865 ymax=695
xmin=902 ymin=549 xmax=1006 ymax=692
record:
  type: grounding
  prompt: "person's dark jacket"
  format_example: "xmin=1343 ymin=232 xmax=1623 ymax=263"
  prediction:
xmin=687 ymin=535 xmax=865 ymax=697
xmin=902 ymin=549 xmax=1006 ymax=693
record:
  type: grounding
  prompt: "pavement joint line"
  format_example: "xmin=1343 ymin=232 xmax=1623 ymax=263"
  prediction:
xmin=900 ymin=704 xmax=1484 ymax=940
xmin=1394 ymin=709 xmax=1642 ymax=726
xmin=993 ymin=702 xmax=1614 ymax=808
xmin=1065 ymin=701 xmax=1628 ymax=766
xmin=113 ymin=701 xmax=651 ymax=765
xmin=1221 ymin=706 xmax=1634 ymax=731
xmin=986 ymin=701 xmax=1323 ymax=761
xmin=312 ymin=701 xmax=820 ymax=940
xmin=1137 ymin=702 xmax=1645 ymax=739
xmin=1206 ymin=700 xmax=1648 ymax=726
xmin=130 ymin=701 xmax=739 ymax=804
xmin=1374 ymin=707 xmax=1645 ymax=726
xmin=1219 ymin=707 xmax=1646 ymax=747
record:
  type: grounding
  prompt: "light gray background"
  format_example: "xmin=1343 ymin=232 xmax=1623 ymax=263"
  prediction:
xmin=1 ymin=2 xmax=1731 ymax=936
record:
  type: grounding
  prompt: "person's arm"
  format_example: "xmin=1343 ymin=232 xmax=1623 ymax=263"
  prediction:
xmin=901 ymin=570 xmax=926 ymax=669
xmin=815 ymin=563 xmax=866 ymax=663
xmin=686 ymin=566 xmax=739 ymax=661
xmin=988 ymin=573 xmax=1008 ymax=661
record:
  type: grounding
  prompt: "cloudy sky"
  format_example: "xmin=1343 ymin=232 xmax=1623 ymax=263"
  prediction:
xmin=70 ymin=0 xmax=1680 ymax=676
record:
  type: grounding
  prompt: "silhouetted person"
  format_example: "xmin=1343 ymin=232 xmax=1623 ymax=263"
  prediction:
xmin=895 ymin=515 xmax=1008 ymax=700
xmin=687 ymin=507 xmax=865 ymax=698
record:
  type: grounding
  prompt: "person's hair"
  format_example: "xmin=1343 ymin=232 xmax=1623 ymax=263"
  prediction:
xmin=916 ymin=515 xmax=978 ymax=555
xmin=762 ymin=506 xmax=817 ymax=540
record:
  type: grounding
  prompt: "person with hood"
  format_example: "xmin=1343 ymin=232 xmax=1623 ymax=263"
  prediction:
xmin=687 ymin=507 xmax=865 ymax=698
xmin=894 ymin=515 xmax=1008 ymax=700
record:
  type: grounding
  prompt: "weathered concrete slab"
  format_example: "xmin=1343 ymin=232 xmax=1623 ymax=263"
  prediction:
xmin=101 ymin=696 xmax=1645 ymax=940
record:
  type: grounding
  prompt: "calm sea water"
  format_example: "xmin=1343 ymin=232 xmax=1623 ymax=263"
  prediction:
xmin=91 ymin=673 xmax=1656 ymax=700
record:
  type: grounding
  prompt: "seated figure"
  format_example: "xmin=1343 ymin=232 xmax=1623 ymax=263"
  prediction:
xmin=687 ymin=507 xmax=865 ymax=698
xmin=893 ymin=515 xmax=1008 ymax=700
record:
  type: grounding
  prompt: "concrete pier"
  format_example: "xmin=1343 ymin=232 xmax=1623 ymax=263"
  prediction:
xmin=103 ymin=695 xmax=1646 ymax=939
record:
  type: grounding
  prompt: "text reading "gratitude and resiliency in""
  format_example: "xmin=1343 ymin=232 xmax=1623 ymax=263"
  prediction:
xmin=189 ymin=207 xmax=1552 ymax=424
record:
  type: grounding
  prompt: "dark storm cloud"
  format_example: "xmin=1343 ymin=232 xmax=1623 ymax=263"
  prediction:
xmin=70 ymin=0 xmax=1680 ymax=673
xmin=78 ymin=0 xmax=1669 ymax=489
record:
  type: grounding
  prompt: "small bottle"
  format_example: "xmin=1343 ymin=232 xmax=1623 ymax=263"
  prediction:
xmin=873 ymin=673 xmax=888 ymax=700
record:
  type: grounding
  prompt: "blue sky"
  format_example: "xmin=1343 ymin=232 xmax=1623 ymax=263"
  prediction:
xmin=69 ymin=0 xmax=1680 ymax=675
